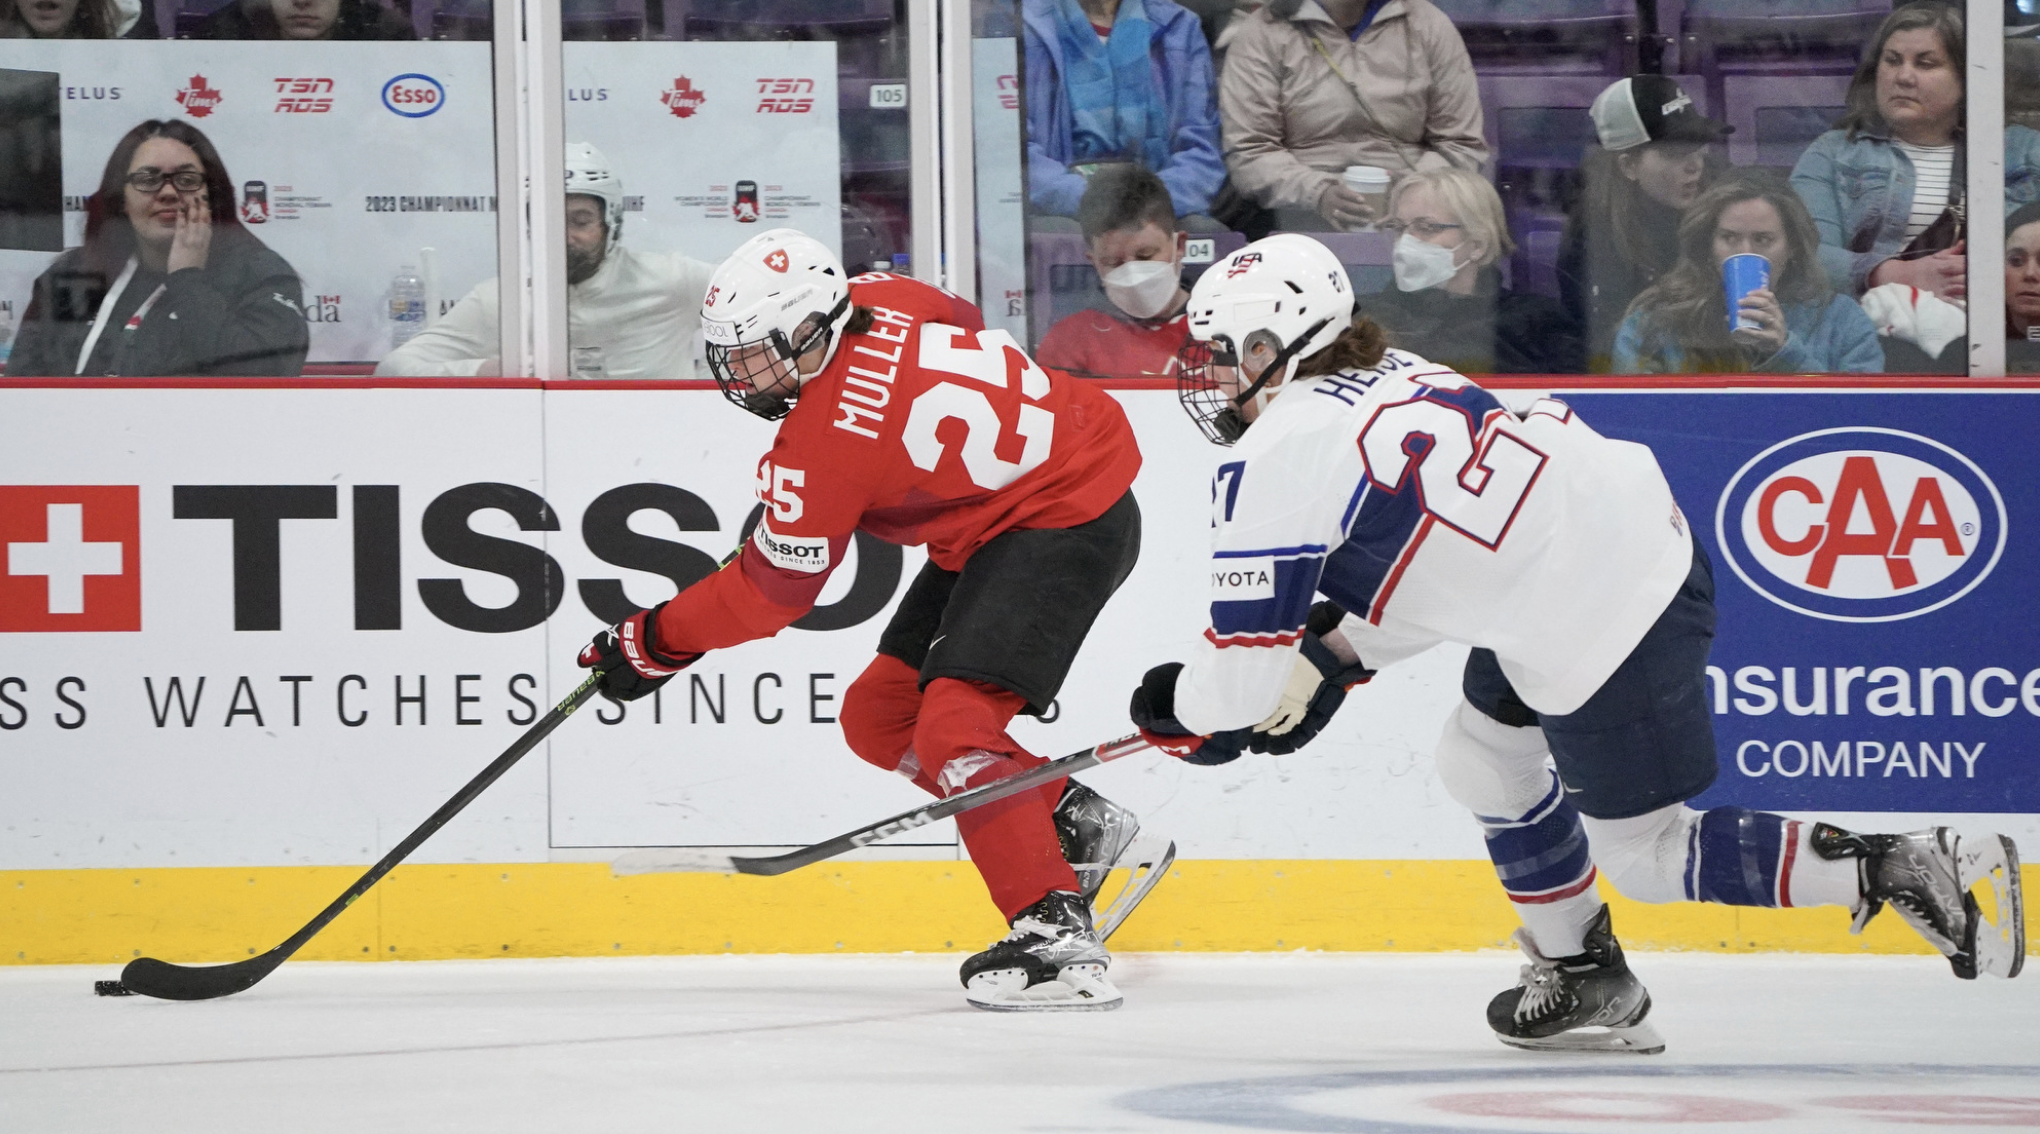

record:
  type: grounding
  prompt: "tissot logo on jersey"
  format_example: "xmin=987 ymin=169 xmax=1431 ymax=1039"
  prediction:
xmin=750 ymin=522 xmax=831 ymax=574
xmin=0 ymin=486 xmax=141 ymax=632
xmin=1717 ymin=428 xmax=2005 ymax=623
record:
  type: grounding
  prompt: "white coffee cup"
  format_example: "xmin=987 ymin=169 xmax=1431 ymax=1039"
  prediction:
xmin=1342 ymin=165 xmax=1392 ymax=218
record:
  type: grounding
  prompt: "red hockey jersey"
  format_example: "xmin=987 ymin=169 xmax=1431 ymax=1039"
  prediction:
xmin=657 ymin=273 xmax=1142 ymax=655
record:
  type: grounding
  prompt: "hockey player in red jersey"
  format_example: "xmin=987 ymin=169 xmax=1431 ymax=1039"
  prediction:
xmin=576 ymin=229 xmax=1169 ymax=1011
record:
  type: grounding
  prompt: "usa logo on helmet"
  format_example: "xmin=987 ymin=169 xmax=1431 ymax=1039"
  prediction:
xmin=1715 ymin=427 xmax=2006 ymax=623
xmin=1225 ymin=251 xmax=1261 ymax=278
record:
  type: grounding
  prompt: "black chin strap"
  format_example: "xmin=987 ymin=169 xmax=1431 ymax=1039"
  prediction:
xmin=1230 ymin=317 xmax=1332 ymax=411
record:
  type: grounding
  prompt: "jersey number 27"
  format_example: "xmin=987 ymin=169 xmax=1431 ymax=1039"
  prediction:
xmin=1360 ymin=398 xmax=1547 ymax=548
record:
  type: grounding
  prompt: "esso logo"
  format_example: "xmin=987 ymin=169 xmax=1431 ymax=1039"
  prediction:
xmin=1716 ymin=428 xmax=2005 ymax=623
xmin=382 ymin=74 xmax=444 ymax=118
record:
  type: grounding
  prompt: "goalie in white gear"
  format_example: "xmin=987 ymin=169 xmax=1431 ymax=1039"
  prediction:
xmin=376 ymin=142 xmax=715 ymax=379
xmin=1127 ymin=233 xmax=2025 ymax=1054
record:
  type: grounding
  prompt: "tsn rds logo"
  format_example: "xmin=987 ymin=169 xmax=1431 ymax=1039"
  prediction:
xmin=1716 ymin=428 xmax=2006 ymax=623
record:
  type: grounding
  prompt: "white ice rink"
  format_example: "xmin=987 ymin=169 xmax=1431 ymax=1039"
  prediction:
xmin=3 ymin=952 xmax=2035 ymax=1133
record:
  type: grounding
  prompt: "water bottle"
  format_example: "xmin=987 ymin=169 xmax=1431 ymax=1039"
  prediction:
xmin=387 ymin=266 xmax=425 ymax=348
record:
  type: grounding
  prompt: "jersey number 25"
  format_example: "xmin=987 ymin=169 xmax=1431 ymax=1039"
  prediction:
xmin=903 ymin=326 xmax=1054 ymax=491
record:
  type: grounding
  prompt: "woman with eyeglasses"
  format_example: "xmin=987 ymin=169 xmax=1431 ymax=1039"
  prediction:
xmin=1361 ymin=167 xmax=1581 ymax=374
xmin=7 ymin=118 xmax=308 ymax=377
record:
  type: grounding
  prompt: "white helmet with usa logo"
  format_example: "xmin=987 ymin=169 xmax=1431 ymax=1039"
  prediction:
xmin=1176 ymin=234 xmax=1354 ymax=445
xmin=700 ymin=227 xmax=853 ymax=420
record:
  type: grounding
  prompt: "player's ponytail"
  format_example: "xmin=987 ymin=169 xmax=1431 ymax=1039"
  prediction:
xmin=842 ymin=306 xmax=877 ymax=336
xmin=1293 ymin=315 xmax=1387 ymax=379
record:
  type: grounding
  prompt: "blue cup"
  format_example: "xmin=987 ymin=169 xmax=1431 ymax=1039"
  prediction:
xmin=1722 ymin=253 xmax=1771 ymax=333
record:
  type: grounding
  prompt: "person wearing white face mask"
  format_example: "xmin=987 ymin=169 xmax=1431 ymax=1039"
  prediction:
xmin=1364 ymin=168 xmax=1581 ymax=374
xmin=1036 ymin=166 xmax=1196 ymax=377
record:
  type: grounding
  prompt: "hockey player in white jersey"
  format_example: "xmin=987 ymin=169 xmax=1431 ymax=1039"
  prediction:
xmin=1128 ymin=233 xmax=2025 ymax=1054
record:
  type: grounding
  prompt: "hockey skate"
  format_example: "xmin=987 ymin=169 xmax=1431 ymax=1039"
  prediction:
xmin=1053 ymin=781 xmax=1175 ymax=941
xmin=1811 ymin=823 xmax=2025 ymax=980
xmin=1487 ymin=905 xmax=1664 ymax=1055
xmin=961 ymin=890 xmax=1123 ymax=1012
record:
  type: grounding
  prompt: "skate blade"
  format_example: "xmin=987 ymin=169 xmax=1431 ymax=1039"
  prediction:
xmin=964 ymin=966 xmax=1124 ymax=1013
xmin=1497 ymin=1019 xmax=1666 ymax=1056
xmin=1958 ymin=833 xmax=2026 ymax=979
xmin=1089 ymin=834 xmax=1176 ymax=942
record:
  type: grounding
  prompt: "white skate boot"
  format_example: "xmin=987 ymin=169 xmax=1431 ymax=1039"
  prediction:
xmin=1487 ymin=905 xmax=1665 ymax=1055
xmin=1053 ymin=781 xmax=1175 ymax=940
xmin=960 ymin=890 xmax=1122 ymax=1012
xmin=1811 ymin=823 xmax=2025 ymax=979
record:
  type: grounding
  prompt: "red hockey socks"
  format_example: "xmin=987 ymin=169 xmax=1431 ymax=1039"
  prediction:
xmin=914 ymin=678 xmax=1077 ymax=921
xmin=840 ymin=654 xmax=942 ymax=796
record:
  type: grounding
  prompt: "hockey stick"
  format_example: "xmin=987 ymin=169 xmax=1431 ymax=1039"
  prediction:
xmin=99 ymin=672 xmax=606 ymax=1002
xmin=611 ymin=734 xmax=1155 ymax=878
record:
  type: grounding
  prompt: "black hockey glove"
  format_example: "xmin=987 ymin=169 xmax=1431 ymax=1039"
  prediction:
xmin=577 ymin=601 xmax=702 ymax=704
xmin=1129 ymin=662 xmax=1251 ymax=765
xmin=1248 ymin=603 xmax=1374 ymax=756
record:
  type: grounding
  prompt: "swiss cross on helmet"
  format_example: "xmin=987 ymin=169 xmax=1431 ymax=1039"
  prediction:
xmin=700 ymin=228 xmax=852 ymax=420
xmin=1176 ymin=234 xmax=1354 ymax=445
xmin=563 ymin=141 xmax=625 ymax=255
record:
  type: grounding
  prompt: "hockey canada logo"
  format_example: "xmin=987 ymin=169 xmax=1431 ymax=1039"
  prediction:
xmin=763 ymin=249 xmax=788 ymax=273
xmin=1716 ymin=428 xmax=2005 ymax=623
xmin=662 ymin=77 xmax=706 ymax=118
xmin=175 ymin=74 xmax=223 ymax=118
xmin=0 ymin=486 xmax=142 ymax=632
xmin=240 ymin=180 xmax=269 ymax=224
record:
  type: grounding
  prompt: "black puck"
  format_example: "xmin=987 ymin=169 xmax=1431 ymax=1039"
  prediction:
xmin=94 ymin=980 xmax=133 ymax=997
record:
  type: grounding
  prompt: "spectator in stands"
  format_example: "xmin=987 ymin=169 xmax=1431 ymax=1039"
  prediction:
xmin=1023 ymin=0 xmax=1226 ymax=227
xmin=1364 ymin=168 xmax=1581 ymax=374
xmin=1218 ymin=0 xmax=1486 ymax=232
xmin=1790 ymin=2 xmax=2040 ymax=302
xmin=1614 ymin=171 xmax=1881 ymax=375
xmin=2004 ymin=199 xmax=2040 ymax=371
xmin=7 ymin=119 xmax=308 ymax=377
xmin=196 ymin=0 xmax=413 ymax=39
xmin=378 ymin=142 xmax=713 ymax=379
xmin=1558 ymin=75 xmax=1730 ymax=372
xmin=1035 ymin=166 xmax=1193 ymax=378
xmin=0 ymin=0 xmax=117 ymax=36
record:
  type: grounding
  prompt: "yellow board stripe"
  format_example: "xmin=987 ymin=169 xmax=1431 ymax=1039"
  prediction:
xmin=3 ymin=861 xmax=2030 ymax=966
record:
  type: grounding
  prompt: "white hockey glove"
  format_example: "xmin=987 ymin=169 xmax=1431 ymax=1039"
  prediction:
xmin=1249 ymin=603 xmax=1374 ymax=755
xmin=1255 ymin=653 xmax=1326 ymax=737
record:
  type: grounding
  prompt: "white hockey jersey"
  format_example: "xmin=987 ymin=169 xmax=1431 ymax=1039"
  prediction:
xmin=1173 ymin=349 xmax=1695 ymax=736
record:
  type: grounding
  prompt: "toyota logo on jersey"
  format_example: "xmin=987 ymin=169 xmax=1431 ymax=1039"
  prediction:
xmin=1715 ymin=428 xmax=2005 ymax=623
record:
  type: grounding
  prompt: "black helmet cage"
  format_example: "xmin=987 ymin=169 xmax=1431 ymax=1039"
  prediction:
xmin=707 ymin=292 xmax=852 ymax=420
xmin=1173 ymin=317 xmax=1331 ymax=446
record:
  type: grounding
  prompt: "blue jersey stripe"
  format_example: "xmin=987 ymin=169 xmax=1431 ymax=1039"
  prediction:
xmin=1210 ymin=553 xmax=1325 ymax=639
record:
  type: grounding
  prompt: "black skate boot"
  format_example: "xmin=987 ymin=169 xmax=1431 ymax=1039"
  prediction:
xmin=960 ymin=890 xmax=1121 ymax=1012
xmin=1811 ymin=823 xmax=2025 ymax=980
xmin=1053 ymin=781 xmax=1176 ymax=940
xmin=1487 ymin=905 xmax=1664 ymax=1054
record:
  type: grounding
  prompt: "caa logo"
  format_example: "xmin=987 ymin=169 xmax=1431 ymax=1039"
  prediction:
xmin=1716 ymin=428 xmax=2006 ymax=623
xmin=382 ymin=73 xmax=444 ymax=118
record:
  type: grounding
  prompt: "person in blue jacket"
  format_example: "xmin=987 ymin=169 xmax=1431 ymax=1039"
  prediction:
xmin=1789 ymin=2 xmax=2040 ymax=301
xmin=1614 ymin=171 xmax=1883 ymax=375
xmin=1022 ymin=0 xmax=1225 ymax=225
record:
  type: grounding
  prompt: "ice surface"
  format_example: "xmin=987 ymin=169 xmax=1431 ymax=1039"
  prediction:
xmin=4 ymin=952 xmax=2035 ymax=1133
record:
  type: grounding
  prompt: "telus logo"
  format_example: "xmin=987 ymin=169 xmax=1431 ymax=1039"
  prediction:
xmin=1716 ymin=428 xmax=2006 ymax=623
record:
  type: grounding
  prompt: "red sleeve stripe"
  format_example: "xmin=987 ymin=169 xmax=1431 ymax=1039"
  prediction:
xmin=1204 ymin=627 xmax=1306 ymax=648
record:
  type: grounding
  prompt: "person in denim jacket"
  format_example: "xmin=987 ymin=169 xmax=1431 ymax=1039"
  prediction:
xmin=1615 ymin=171 xmax=1882 ymax=374
xmin=1790 ymin=3 xmax=2040 ymax=300
xmin=1023 ymin=0 xmax=1226 ymax=221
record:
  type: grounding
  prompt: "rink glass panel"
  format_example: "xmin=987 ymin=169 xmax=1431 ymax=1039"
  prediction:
xmin=994 ymin=0 xmax=2015 ymax=378
xmin=0 ymin=37 xmax=500 ymax=374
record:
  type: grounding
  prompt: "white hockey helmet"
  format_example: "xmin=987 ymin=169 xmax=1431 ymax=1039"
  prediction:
xmin=564 ymin=141 xmax=624 ymax=254
xmin=701 ymin=227 xmax=852 ymax=420
xmin=1176 ymin=234 xmax=1355 ymax=445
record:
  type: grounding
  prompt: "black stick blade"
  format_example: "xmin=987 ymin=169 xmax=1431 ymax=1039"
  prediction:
xmin=119 ymin=951 xmax=287 ymax=1001
xmin=93 ymin=980 xmax=133 ymax=996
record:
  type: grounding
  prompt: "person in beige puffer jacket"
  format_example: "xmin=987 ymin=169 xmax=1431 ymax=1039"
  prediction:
xmin=1218 ymin=0 xmax=1487 ymax=231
